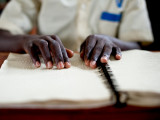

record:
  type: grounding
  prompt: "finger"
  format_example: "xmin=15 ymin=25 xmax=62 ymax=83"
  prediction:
xmin=84 ymin=35 xmax=97 ymax=66
xmin=51 ymin=36 xmax=70 ymax=66
xmin=42 ymin=36 xmax=65 ymax=69
xmin=51 ymin=35 xmax=71 ymax=68
xmin=114 ymin=47 xmax=122 ymax=60
xmin=80 ymin=49 xmax=84 ymax=59
xmin=49 ymin=40 xmax=64 ymax=69
xmin=84 ymin=35 xmax=96 ymax=60
xmin=66 ymin=48 xmax=74 ymax=58
xmin=90 ymin=41 xmax=104 ymax=69
xmin=80 ymin=41 xmax=85 ymax=59
xmin=100 ymin=45 xmax=112 ymax=63
xmin=34 ymin=39 xmax=53 ymax=69
xmin=80 ymin=40 xmax=85 ymax=53
xmin=27 ymin=43 xmax=41 ymax=68
xmin=64 ymin=62 xmax=71 ymax=68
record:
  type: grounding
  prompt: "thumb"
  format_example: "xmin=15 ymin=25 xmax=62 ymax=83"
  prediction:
xmin=65 ymin=48 xmax=74 ymax=58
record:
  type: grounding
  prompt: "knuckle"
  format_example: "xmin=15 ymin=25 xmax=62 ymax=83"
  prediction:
xmin=54 ymin=35 xmax=59 ymax=39
xmin=51 ymin=40 xmax=59 ymax=47
xmin=104 ymin=44 xmax=112 ymax=49
xmin=41 ymin=35 xmax=51 ymax=40
xmin=102 ymin=51 xmax=111 ymax=57
xmin=86 ymin=35 xmax=95 ymax=43
xmin=50 ymin=41 xmax=61 ymax=51
xmin=103 ymin=46 xmax=112 ymax=55
xmin=51 ymin=35 xmax=60 ymax=41
xmin=51 ymin=35 xmax=56 ymax=38
xmin=116 ymin=47 xmax=121 ymax=53
xmin=115 ymin=46 xmax=121 ymax=50
xmin=39 ymin=39 xmax=48 ymax=47
xmin=88 ymin=34 xmax=96 ymax=39
xmin=61 ymin=48 xmax=67 ymax=55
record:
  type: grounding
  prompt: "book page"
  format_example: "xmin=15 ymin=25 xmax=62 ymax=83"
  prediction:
xmin=0 ymin=50 xmax=160 ymax=108
xmin=109 ymin=50 xmax=160 ymax=106
xmin=0 ymin=53 xmax=111 ymax=109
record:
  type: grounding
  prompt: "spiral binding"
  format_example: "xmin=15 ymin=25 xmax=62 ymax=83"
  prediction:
xmin=98 ymin=62 xmax=127 ymax=108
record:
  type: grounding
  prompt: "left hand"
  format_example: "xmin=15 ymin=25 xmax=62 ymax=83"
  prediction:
xmin=80 ymin=34 xmax=122 ymax=69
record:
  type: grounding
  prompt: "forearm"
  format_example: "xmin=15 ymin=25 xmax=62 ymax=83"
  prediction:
xmin=112 ymin=37 xmax=141 ymax=51
xmin=0 ymin=30 xmax=24 ymax=53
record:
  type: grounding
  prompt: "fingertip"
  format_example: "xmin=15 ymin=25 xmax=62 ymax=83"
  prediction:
xmin=35 ymin=61 xmax=41 ymax=68
xmin=66 ymin=49 xmax=74 ymax=58
xmin=69 ymin=50 xmax=74 ymax=58
xmin=46 ymin=61 xmax=53 ymax=69
xmin=65 ymin=62 xmax=71 ymax=68
xmin=115 ymin=54 xmax=121 ymax=60
xmin=85 ymin=59 xmax=90 ymax=66
xmin=57 ymin=61 xmax=64 ymax=69
xmin=100 ymin=56 xmax=108 ymax=63
xmin=90 ymin=61 xmax=97 ymax=69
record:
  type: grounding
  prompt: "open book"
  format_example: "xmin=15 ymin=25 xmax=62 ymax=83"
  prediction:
xmin=0 ymin=50 xmax=160 ymax=109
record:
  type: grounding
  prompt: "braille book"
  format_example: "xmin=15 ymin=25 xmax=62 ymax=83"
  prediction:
xmin=0 ymin=50 xmax=160 ymax=109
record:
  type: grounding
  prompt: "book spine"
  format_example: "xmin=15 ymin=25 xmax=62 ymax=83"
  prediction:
xmin=98 ymin=63 xmax=126 ymax=108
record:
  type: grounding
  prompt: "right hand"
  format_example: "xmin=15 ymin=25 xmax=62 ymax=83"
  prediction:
xmin=80 ymin=34 xmax=121 ymax=69
xmin=21 ymin=35 xmax=74 ymax=69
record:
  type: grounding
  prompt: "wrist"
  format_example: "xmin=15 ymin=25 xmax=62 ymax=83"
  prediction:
xmin=4 ymin=34 xmax=26 ymax=53
xmin=13 ymin=35 xmax=26 ymax=53
xmin=108 ymin=36 xmax=141 ymax=50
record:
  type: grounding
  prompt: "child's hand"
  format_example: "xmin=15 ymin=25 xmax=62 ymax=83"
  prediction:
xmin=80 ymin=34 xmax=121 ymax=69
xmin=22 ymin=35 xmax=74 ymax=69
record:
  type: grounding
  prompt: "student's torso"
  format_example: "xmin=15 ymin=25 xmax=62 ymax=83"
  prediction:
xmin=37 ymin=0 xmax=126 ymax=51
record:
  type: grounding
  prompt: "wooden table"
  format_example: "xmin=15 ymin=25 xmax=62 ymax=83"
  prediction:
xmin=0 ymin=52 xmax=160 ymax=120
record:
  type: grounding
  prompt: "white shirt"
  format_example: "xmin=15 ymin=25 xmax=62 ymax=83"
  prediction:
xmin=0 ymin=0 xmax=153 ymax=51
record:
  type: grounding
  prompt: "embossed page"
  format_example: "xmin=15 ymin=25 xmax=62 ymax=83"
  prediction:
xmin=109 ymin=50 xmax=160 ymax=106
xmin=0 ymin=53 xmax=111 ymax=109
xmin=1 ymin=50 xmax=160 ymax=108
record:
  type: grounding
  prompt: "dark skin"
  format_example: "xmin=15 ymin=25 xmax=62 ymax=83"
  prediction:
xmin=0 ymin=29 xmax=74 ymax=69
xmin=0 ymin=29 xmax=141 ymax=69
xmin=80 ymin=34 xmax=141 ymax=69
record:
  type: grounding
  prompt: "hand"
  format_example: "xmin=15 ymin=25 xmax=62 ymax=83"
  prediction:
xmin=22 ymin=35 xmax=74 ymax=69
xmin=80 ymin=34 xmax=121 ymax=69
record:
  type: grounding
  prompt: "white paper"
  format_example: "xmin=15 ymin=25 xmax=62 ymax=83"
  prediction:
xmin=0 ymin=53 xmax=111 ymax=109
xmin=0 ymin=50 xmax=160 ymax=108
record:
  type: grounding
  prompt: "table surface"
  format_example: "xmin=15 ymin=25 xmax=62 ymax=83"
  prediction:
xmin=0 ymin=52 xmax=160 ymax=120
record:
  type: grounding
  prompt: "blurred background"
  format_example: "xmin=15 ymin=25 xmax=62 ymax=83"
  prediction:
xmin=0 ymin=0 xmax=9 ymax=14
xmin=0 ymin=0 xmax=160 ymax=50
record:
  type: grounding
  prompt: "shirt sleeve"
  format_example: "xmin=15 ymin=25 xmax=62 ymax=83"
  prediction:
xmin=118 ymin=0 xmax=153 ymax=44
xmin=0 ymin=0 xmax=39 ymax=35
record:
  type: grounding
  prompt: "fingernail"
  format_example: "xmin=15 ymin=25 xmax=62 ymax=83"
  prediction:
xmin=80 ymin=50 xmax=84 ymax=54
xmin=85 ymin=59 xmax=90 ymax=66
xmin=65 ymin=62 xmax=71 ymax=68
xmin=116 ymin=54 xmax=121 ymax=60
xmin=70 ymin=50 xmax=74 ymax=54
xmin=80 ymin=50 xmax=84 ymax=58
xmin=90 ymin=61 xmax=96 ymax=69
xmin=57 ymin=62 xmax=64 ymax=69
xmin=35 ymin=61 xmax=41 ymax=68
xmin=100 ymin=56 xmax=108 ymax=63
xmin=68 ymin=50 xmax=74 ymax=58
xmin=47 ymin=61 xmax=53 ymax=69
